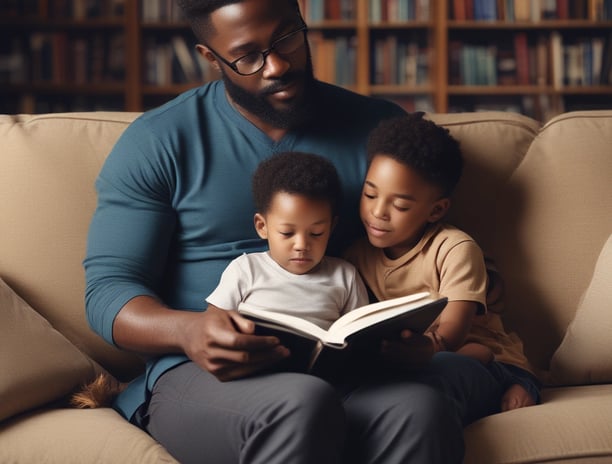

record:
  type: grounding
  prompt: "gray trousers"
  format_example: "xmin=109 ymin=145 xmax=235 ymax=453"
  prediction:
xmin=146 ymin=353 xmax=502 ymax=463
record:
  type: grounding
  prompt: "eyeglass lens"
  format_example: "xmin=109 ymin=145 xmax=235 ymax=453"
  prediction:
xmin=235 ymin=28 xmax=305 ymax=75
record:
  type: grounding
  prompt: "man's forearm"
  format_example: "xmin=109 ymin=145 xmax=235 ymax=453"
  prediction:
xmin=112 ymin=295 xmax=195 ymax=355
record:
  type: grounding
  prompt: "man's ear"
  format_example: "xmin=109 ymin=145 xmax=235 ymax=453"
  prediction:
xmin=195 ymin=44 xmax=221 ymax=71
xmin=428 ymin=198 xmax=450 ymax=223
xmin=254 ymin=213 xmax=268 ymax=239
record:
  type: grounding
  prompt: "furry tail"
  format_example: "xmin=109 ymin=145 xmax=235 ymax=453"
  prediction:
xmin=71 ymin=372 xmax=128 ymax=409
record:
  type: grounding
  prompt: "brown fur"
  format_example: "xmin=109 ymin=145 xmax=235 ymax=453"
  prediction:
xmin=70 ymin=372 xmax=127 ymax=409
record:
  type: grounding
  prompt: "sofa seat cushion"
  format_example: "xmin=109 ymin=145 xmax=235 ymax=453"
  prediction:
xmin=464 ymin=384 xmax=612 ymax=464
xmin=0 ymin=408 xmax=178 ymax=464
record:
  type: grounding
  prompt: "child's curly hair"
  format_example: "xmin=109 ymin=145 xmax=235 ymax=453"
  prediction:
xmin=367 ymin=112 xmax=463 ymax=197
xmin=252 ymin=151 xmax=342 ymax=216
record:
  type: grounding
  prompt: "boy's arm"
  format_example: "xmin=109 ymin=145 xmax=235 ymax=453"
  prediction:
xmin=425 ymin=238 xmax=488 ymax=354
xmin=424 ymin=300 xmax=478 ymax=352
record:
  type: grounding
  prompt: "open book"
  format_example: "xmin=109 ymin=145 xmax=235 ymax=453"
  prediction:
xmin=238 ymin=292 xmax=447 ymax=378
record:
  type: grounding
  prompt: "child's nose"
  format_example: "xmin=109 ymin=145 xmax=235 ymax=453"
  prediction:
xmin=372 ymin=201 xmax=388 ymax=220
xmin=294 ymin=234 xmax=309 ymax=251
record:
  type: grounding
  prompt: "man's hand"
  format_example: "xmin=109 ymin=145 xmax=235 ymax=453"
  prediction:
xmin=379 ymin=329 xmax=435 ymax=371
xmin=113 ymin=297 xmax=290 ymax=382
xmin=181 ymin=305 xmax=290 ymax=381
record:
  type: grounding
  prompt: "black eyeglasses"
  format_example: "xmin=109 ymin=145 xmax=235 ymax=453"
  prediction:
xmin=205 ymin=25 xmax=308 ymax=76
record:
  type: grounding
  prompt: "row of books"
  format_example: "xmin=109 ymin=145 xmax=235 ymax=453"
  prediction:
xmin=309 ymin=32 xmax=357 ymax=87
xmin=551 ymin=31 xmax=612 ymax=87
xmin=298 ymin=0 xmax=356 ymax=22
xmin=0 ymin=32 xmax=124 ymax=84
xmin=371 ymin=35 xmax=430 ymax=85
xmin=0 ymin=0 xmax=124 ymax=19
xmin=369 ymin=0 xmax=431 ymax=22
xmin=449 ymin=31 xmax=612 ymax=87
xmin=144 ymin=36 xmax=214 ymax=86
xmin=0 ymin=32 xmax=214 ymax=87
xmin=451 ymin=0 xmax=612 ymax=21
xmin=298 ymin=0 xmax=431 ymax=22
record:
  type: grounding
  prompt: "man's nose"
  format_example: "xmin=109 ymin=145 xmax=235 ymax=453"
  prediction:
xmin=262 ymin=50 xmax=291 ymax=79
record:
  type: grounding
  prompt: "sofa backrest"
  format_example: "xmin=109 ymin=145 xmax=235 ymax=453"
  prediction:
xmin=490 ymin=112 xmax=612 ymax=370
xmin=430 ymin=111 xmax=612 ymax=371
xmin=1 ymin=110 xmax=611 ymax=378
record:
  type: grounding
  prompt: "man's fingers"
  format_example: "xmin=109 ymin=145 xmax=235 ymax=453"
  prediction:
xmin=203 ymin=345 xmax=290 ymax=381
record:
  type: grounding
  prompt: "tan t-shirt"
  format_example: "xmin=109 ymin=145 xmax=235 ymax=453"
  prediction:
xmin=345 ymin=222 xmax=534 ymax=374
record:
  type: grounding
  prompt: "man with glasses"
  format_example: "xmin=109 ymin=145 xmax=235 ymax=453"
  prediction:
xmin=84 ymin=1 xmax=470 ymax=463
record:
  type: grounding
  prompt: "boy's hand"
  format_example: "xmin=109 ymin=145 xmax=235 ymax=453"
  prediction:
xmin=379 ymin=329 xmax=435 ymax=371
xmin=183 ymin=305 xmax=290 ymax=381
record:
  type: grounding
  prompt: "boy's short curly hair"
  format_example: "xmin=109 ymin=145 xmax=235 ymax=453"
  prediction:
xmin=252 ymin=152 xmax=342 ymax=216
xmin=177 ymin=0 xmax=301 ymax=42
xmin=367 ymin=113 xmax=463 ymax=197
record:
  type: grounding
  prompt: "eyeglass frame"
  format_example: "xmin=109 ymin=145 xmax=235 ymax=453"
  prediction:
xmin=203 ymin=24 xmax=308 ymax=76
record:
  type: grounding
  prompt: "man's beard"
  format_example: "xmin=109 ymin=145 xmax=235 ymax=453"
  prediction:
xmin=221 ymin=51 xmax=317 ymax=130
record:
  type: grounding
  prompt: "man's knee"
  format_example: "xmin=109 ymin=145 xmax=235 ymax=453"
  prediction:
xmin=265 ymin=373 xmax=345 ymax=428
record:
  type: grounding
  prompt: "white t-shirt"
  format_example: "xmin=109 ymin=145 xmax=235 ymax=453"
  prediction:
xmin=206 ymin=252 xmax=369 ymax=330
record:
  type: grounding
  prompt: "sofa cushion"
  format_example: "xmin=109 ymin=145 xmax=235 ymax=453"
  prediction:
xmin=464 ymin=384 xmax=612 ymax=464
xmin=0 ymin=408 xmax=179 ymax=463
xmin=0 ymin=277 xmax=96 ymax=422
xmin=491 ymin=111 xmax=612 ymax=371
xmin=549 ymin=234 xmax=612 ymax=385
xmin=0 ymin=112 xmax=145 ymax=380
xmin=428 ymin=111 xmax=540 ymax=253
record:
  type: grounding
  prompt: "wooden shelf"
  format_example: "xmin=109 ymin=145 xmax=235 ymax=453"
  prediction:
xmin=370 ymin=84 xmax=435 ymax=95
xmin=368 ymin=21 xmax=435 ymax=29
xmin=448 ymin=20 xmax=612 ymax=29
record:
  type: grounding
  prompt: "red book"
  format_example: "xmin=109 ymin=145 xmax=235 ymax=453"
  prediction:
xmin=465 ymin=0 xmax=474 ymax=19
xmin=324 ymin=0 xmax=341 ymax=20
xmin=556 ymin=0 xmax=569 ymax=19
xmin=514 ymin=32 xmax=530 ymax=85
xmin=453 ymin=0 xmax=466 ymax=20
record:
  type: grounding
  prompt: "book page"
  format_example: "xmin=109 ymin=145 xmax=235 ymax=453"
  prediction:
xmin=238 ymin=292 xmax=441 ymax=349
xmin=327 ymin=292 xmax=430 ymax=332
xmin=237 ymin=302 xmax=329 ymax=341
xmin=322 ymin=292 xmax=441 ymax=346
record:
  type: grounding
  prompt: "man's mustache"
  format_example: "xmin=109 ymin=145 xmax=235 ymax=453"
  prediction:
xmin=260 ymin=73 xmax=303 ymax=95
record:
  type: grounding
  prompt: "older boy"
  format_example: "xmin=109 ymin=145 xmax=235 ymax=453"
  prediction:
xmin=346 ymin=113 xmax=541 ymax=412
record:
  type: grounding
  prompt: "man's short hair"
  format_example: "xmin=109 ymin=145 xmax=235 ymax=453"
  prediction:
xmin=367 ymin=113 xmax=463 ymax=197
xmin=252 ymin=152 xmax=342 ymax=216
xmin=177 ymin=0 xmax=301 ymax=42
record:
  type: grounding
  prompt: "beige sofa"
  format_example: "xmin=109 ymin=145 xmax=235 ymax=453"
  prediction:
xmin=1 ymin=110 xmax=611 ymax=463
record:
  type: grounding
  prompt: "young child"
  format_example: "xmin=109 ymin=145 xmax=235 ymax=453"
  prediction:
xmin=72 ymin=151 xmax=368 ymax=408
xmin=345 ymin=113 xmax=540 ymax=412
xmin=206 ymin=151 xmax=369 ymax=329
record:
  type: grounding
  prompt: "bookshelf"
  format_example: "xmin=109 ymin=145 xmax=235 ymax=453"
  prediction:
xmin=445 ymin=0 xmax=612 ymax=120
xmin=0 ymin=0 xmax=129 ymax=113
xmin=1 ymin=0 xmax=611 ymax=119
